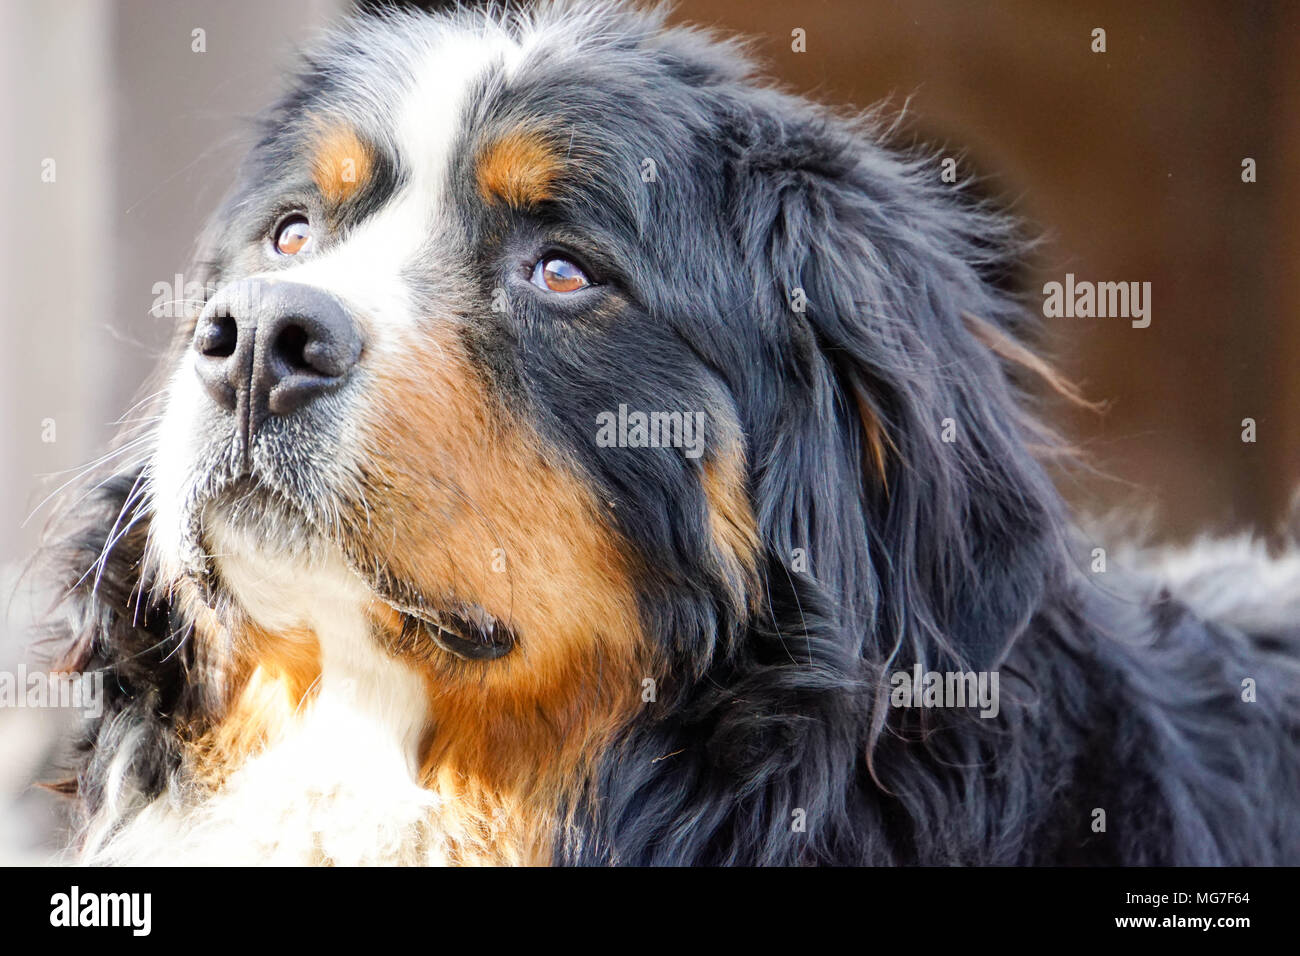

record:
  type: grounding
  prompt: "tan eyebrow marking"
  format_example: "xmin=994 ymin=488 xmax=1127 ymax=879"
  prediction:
xmin=476 ymin=128 xmax=562 ymax=208
xmin=310 ymin=123 xmax=374 ymax=205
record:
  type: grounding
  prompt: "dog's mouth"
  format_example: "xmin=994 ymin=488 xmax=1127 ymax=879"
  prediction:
xmin=402 ymin=604 xmax=517 ymax=661
xmin=184 ymin=476 xmax=517 ymax=662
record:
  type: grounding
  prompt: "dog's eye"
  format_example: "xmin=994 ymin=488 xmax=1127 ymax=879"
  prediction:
xmin=273 ymin=215 xmax=312 ymax=256
xmin=530 ymin=255 xmax=589 ymax=293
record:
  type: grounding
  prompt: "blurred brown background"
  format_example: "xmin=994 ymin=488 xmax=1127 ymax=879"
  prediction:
xmin=0 ymin=0 xmax=1297 ymax=859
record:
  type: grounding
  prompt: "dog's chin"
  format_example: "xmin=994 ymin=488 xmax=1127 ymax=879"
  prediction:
xmin=187 ymin=475 xmax=517 ymax=662
xmin=166 ymin=463 xmax=349 ymax=621
xmin=204 ymin=477 xmax=332 ymax=564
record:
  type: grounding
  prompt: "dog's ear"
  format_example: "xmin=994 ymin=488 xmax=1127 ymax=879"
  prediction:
xmin=726 ymin=102 xmax=1069 ymax=673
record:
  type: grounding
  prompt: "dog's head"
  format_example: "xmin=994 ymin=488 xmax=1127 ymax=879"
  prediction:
xmin=50 ymin=3 xmax=1070 ymax=862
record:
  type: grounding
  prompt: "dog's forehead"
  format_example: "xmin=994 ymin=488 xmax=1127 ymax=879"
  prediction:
xmin=287 ymin=20 xmax=579 ymax=205
xmin=299 ymin=23 xmax=525 ymax=202
xmin=267 ymin=13 xmax=708 ymax=233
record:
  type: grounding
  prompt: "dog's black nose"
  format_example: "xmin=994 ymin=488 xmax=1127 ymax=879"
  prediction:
xmin=193 ymin=280 xmax=362 ymax=434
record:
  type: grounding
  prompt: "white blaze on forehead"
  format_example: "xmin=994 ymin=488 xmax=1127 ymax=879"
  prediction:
xmin=249 ymin=27 xmax=525 ymax=348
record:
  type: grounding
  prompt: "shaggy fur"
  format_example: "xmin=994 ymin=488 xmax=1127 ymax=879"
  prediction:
xmin=37 ymin=1 xmax=1300 ymax=865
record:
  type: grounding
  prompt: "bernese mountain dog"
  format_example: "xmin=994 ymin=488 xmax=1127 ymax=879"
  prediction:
xmin=40 ymin=1 xmax=1300 ymax=865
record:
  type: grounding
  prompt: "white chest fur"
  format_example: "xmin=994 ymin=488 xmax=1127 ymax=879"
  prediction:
xmin=81 ymin=532 xmax=447 ymax=866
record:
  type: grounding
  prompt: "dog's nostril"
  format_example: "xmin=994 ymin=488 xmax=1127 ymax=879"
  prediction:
xmin=196 ymin=315 xmax=238 ymax=359
xmin=272 ymin=322 xmax=313 ymax=373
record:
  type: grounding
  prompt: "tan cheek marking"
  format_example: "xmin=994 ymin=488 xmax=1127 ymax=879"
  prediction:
xmin=701 ymin=445 xmax=761 ymax=607
xmin=310 ymin=123 xmax=373 ymax=206
xmin=354 ymin=330 xmax=652 ymax=863
xmin=476 ymin=129 xmax=562 ymax=207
